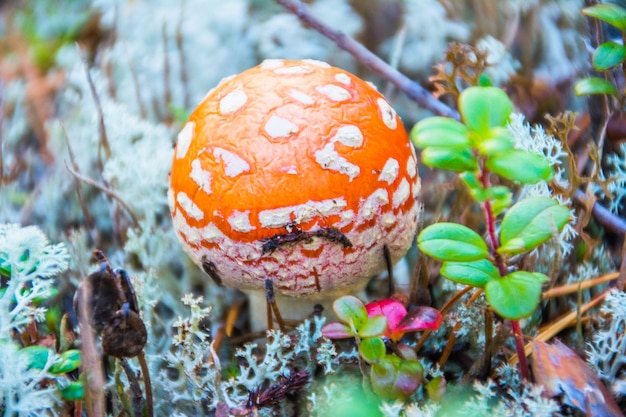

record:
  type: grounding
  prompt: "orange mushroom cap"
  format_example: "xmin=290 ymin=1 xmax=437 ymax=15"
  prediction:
xmin=169 ymin=59 xmax=420 ymax=298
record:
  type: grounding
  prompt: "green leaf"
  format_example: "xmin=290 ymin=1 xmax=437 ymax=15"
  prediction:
xmin=476 ymin=127 xmax=514 ymax=155
xmin=358 ymin=315 xmax=388 ymax=338
xmin=575 ymin=77 xmax=619 ymax=96
xmin=421 ymin=147 xmax=478 ymax=172
xmin=359 ymin=337 xmax=386 ymax=364
xmin=418 ymin=223 xmax=488 ymax=262
xmin=410 ymin=117 xmax=470 ymax=149
xmin=491 ymin=189 xmax=512 ymax=216
xmin=478 ymin=74 xmax=493 ymax=87
xmin=20 ymin=346 xmax=51 ymax=370
xmin=592 ymin=41 xmax=626 ymax=71
xmin=499 ymin=197 xmax=571 ymax=256
xmin=440 ymin=259 xmax=500 ymax=288
xmin=485 ymin=271 xmax=547 ymax=319
xmin=459 ymin=87 xmax=513 ymax=135
xmin=460 ymin=172 xmax=488 ymax=202
xmin=59 ymin=380 xmax=84 ymax=401
xmin=582 ymin=3 xmax=626 ymax=31
xmin=49 ymin=350 xmax=81 ymax=375
xmin=333 ymin=296 xmax=368 ymax=330
xmin=370 ymin=356 xmax=423 ymax=401
xmin=486 ymin=150 xmax=553 ymax=184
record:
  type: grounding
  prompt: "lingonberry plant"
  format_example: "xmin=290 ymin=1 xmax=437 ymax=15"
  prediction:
xmin=322 ymin=296 xmax=441 ymax=401
xmin=411 ymin=86 xmax=571 ymax=379
xmin=575 ymin=3 xmax=626 ymax=101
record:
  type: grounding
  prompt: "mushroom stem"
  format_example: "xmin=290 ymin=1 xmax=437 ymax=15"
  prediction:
xmin=246 ymin=288 xmax=369 ymax=332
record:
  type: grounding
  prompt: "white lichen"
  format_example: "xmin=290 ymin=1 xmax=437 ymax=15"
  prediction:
xmin=508 ymin=112 xmax=577 ymax=257
xmin=586 ymin=289 xmax=626 ymax=398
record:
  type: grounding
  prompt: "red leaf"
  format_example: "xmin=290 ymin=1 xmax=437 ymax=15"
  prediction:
xmin=366 ymin=299 xmax=407 ymax=334
xmin=393 ymin=307 xmax=442 ymax=340
xmin=366 ymin=299 xmax=442 ymax=342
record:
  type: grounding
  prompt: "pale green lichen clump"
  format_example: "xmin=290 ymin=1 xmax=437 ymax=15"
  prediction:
xmin=0 ymin=224 xmax=69 ymax=416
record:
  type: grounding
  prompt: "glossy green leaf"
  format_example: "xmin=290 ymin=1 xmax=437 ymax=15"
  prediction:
xmin=485 ymin=271 xmax=547 ymax=319
xmin=410 ymin=117 xmax=470 ymax=149
xmin=359 ymin=337 xmax=386 ymax=364
xmin=486 ymin=150 xmax=553 ymax=184
xmin=50 ymin=350 xmax=81 ymax=375
xmin=491 ymin=190 xmax=513 ymax=216
xmin=59 ymin=380 xmax=84 ymax=401
xmin=459 ymin=87 xmax=513 ymax=134
xmin=20 ymin=346 xmax=51 ymax=370
xmin=476 ymin=127 xmax=515 ymax=155
xmin=592 ymin=41 xmax=626 ymax=71
xmin=485 ymin=185 xmax=511 ymax=201
xmin=418 ymin=223 xmax=488 ymax=262
xmin=575 ymin=77 xmax=619 ymax=96
xmin=358 ymin=315 xmax=388 ymax=338
xmin=499 ymin=197 xmax=571 ymax=256
xmin=478 ymin=74 xmax=493 ymax=87
xmin=421 ymin=147 xmax=478 ymax=172
xmin=460 ymin=172 xmax=488 ymax=201
xmin=333 ymin=296 xmax=367 ymax=330
xmin=582 ymin=3 xmax=626 ymax=31
xmin=440 ymin=259 xmax=500 ymax=288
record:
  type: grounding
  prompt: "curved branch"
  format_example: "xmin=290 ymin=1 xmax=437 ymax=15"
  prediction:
xmin=275 ymin=0 xmax=459 ymax=119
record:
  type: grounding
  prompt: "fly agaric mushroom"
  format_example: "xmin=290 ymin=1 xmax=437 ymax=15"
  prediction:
xmin=168 ymin=59 xmax=420 ymax=329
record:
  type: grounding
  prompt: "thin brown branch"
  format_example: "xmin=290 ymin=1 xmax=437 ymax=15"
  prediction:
xmin=542 ymin=271 xmax=619 ymax=299
xmin=77 ymin=44 xmax=112 ymax=162
xmin=274 ymin=0 xmax=459 ymax=119
xmin=126 ymin=52 xmax=147 ymax=119
xmin=162 ymin=21 xmax=172 ymax=121
xmin=383 ymin=244 xmax=395 ymax=297
xmin=61 ymin=123 xmax=96 ymax=234
xmin=574 ymin=189 xmax=626 ymax=236
xmin=120 ymin=358 xmax=143 ymax=417
xmin=64 ymin=161 xmax=140 ymax=229
xmin=137 ymin=352 xmax=153 ymax=417
xmin=618 ymin=237 xmax=626 ymax=291
xmin=77 ymin=276 xmax=105 ymax=417
xmin=176 ymin=0 xmax=190 ymax=110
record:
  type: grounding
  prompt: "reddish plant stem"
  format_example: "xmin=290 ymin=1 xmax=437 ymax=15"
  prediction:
xmin=480 ymin=166 xmax=528 ymax=381
xmin=510 ymin=320 xmax=529 ymax=380
xmin=478 ymin=167 xmax=507 ymax=276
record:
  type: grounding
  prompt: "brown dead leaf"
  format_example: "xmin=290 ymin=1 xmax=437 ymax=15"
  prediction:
xmin=530 ymin=339 xmax=624 ymax=417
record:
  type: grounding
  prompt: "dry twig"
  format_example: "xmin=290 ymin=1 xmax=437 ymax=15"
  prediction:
xmin=64 ymin=162 xmax=140 ymax=228
xmin=275 ymin=0 xmax=459 ymax=119
xmin=77 ymin=277 xmax=106 ymax=417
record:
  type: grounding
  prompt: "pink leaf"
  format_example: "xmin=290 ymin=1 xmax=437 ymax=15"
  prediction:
xmin=366 ymin=299 xmax=407 ymax=333
xmin=321 ymin=322 xmax=354 ymax=339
